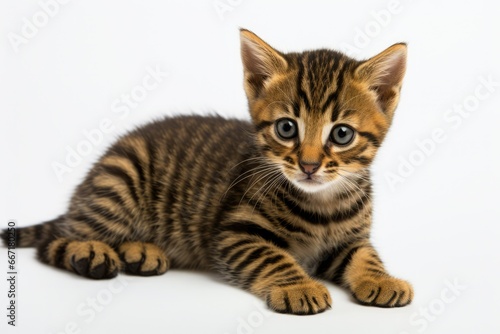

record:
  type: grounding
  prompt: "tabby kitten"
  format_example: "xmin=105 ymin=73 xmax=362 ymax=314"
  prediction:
xmin=2 ymin=29 xmax=412 ymax=314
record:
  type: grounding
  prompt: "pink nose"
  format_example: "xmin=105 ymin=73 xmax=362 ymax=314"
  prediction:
xmin=299 ymin=161 xmax=320 ymax=175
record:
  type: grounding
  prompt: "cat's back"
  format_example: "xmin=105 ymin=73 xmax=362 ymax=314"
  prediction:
xmin=132 ymin=114 xmax=255 ymax=181
xmin=102 ymin=114 xmax=256 ymax=202
xmin=69 ymin=114 xmax=256 ymax=267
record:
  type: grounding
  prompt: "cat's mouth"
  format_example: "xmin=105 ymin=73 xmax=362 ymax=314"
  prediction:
xmin=293 ymin=174 xmax=331 ymax=192
xmin=298 ymin=177 xmax=322 ymax=184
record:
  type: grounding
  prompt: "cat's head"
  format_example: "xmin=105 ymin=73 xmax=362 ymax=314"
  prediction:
xmin=240 ymin=29 xmax=407 ymax=194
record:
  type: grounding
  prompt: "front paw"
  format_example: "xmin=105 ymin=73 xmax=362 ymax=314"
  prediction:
xmin=119 ymin=242 xmax=169 ymax=276
xmin=352 ymin=276 xmax=413 ymax=307
xmin=266 ymin=280 xmax=332 ymax=315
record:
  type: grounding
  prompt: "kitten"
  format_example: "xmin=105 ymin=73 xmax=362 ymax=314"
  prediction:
xmin=2 ymin=29 xmax=412 ymax=314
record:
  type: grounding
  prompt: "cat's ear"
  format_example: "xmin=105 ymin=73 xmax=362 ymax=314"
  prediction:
xmin=240 ymin=29 xmax=288 ymax=100
xmin=355 ymin=43 xmax=407 ymax=120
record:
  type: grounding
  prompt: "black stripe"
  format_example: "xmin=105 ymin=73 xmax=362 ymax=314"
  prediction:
xmin=233 ymin=246 xmax=269 ymax=272
xmin=261 ymin=262 xmax=294 ymax=279
xmin=331 ymin=52 xmax=342 ymax=73
xmin=255 ymin=121 xmax=273 ymax=132
xmin=221 ymin=221 xmax=288 ymax=248
xmin=110 ymin=145 xmax=146 ymax=194
xmin=284 ymin=293 xmax=292 ymax=313
xmin=331 ymin=246 xmax=361 ymax=284
xmin=352 ymin=156 xmax=371 ymax=165
xmin=345 ymin=144 xmax=368 ymax=159
xmin=277 ymin=188 xmax=370 ymax=224
xmin=100 ymin=165 xmax=140 ymax=204
xmin=321 ymin=92 xmax=336 ymax=114
xmin=92 ymin=186 xmax=135 ymax=219
xmin=245 ymin=198 xmax=312 ymax=236
xmin=367 ymin=268 xmax=387 ymax=276
xmin=297 ymin=59 xmax=311 ymax=110
xmin=331 ymin=194 xmax=370 ymax=222
xmin=276 ymin=191 xmax=332 ymax=224
xmin=278 ymin=268 xmax=301 ymax=279
xmin=358 ymin=131 xmax=380 ymax=148
xmin=396 ymin=291 xmax=406 ymax=306
xmin=219 ymin=239 xmax=255 ymax=256
xmin=382 ymin=291 xmax=399 ymax=307
xmin=243 ymin=254 xmax=285 ymax=289
xmin=36 ymin=237 xmax=53 ymax=263
xmin=319 ymin=53 xmax=343 ymax=114
xmin=226 ymin=246 xmax=254 ymax=265
xmin=346 ymin=225 xmax=367 ymax=237
xmin=371 ymin=287 xmax=382 ymax=303
xmin=53 ymin=240 xmax=70 ymax=269
xmin=331 ymin=63 xmax=347 ymax=122
xmin=306 ymin=53 xmax=319 ymax=98
xmin=292 ymin=101 xmax=300 ymax=118
xmin=87 ymin=203 xmax=130 ymax=227
xmin=260 ymin=144 xmax=273 ymax=153
xmin=304 ymin=295 xmax=313 ymax=314
xmin=341 ymin=109 xmax=356 ymax=118
xmin=275 ymin=275 xmax=305 ymax=287
xmin=366 ymin=259 xmax=382 ymax=267
xmin=226 ymin=246 xmax=252 ymax=264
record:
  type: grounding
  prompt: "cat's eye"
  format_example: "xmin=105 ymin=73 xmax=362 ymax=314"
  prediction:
xmin=330 ymin=125 xmax=355 ymax=146
xmin=275 ymin=118 xmax=298 ymax=140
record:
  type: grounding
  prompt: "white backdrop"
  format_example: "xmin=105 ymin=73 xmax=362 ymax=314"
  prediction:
xmin=1 ymin=1 xmax=499 ymax=333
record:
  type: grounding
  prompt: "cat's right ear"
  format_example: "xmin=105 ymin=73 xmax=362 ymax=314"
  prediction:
xmin=240 ymin=29 xmax=288 ymax=101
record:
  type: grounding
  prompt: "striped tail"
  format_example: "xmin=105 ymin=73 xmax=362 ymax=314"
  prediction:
xmin=1 ymin=216 xmax=64 ymax=248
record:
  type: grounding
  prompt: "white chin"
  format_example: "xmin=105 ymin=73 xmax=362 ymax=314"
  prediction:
xmin=292 ymin=179 xmax=335 ymax=193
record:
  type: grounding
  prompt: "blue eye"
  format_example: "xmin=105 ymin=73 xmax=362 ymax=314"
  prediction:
xmin=275 ymin=118 xmax=298 ymax=139
xmin=330 ymin=125 xmax=355 ymax=146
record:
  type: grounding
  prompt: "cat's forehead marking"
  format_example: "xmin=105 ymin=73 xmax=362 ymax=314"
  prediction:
xmin=288 ymin=50 xmax=356 ymax=128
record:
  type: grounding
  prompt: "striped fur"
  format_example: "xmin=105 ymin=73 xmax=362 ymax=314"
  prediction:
xmin=0 ymin=29 xmax=412 ymax=314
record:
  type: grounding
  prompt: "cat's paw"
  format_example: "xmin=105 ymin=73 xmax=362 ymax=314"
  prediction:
xmin=66 ymin=241 xmax=121 ymax=279
xmin=352 ymin=276 xmax=413 ymax=307
xmin=266 ymin=280 xmax=332 ymax=315
xmin=119 ymin=242 xmax=169 ymax=276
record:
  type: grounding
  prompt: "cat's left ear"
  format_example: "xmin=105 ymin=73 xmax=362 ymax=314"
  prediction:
xmin=355 ymin=43 xmax=407 ymax=120
xmin=240 ymin=29 xmax=288 ymax=102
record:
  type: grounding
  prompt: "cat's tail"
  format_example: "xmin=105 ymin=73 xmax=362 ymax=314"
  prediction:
xmin=1 ymin=216 xmax=65 ymax=248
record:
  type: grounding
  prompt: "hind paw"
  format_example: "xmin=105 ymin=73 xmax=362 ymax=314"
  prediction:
xmin=65 ymin=241 xmax=121 ymax=279
xmin=119 ymin=242 xmax=169 ymax=276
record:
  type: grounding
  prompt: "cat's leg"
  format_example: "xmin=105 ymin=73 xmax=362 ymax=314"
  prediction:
xmin=37 ymin=238 xmax=121 ymax=279
xmin=118 ymin=241 xmax=169 ymax=276
xmin=316 ymin=239 xmax=413 ymax=307
xmin=213 ymin=228 xmax=332 ymax=315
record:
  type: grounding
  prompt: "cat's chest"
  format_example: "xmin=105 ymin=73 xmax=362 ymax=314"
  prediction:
xmin=286 ymin=223 xmax=350 ymax=274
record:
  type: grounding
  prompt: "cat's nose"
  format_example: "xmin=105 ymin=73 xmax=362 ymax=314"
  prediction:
xmin=299 ymin=160 xmax=320 ymax=175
